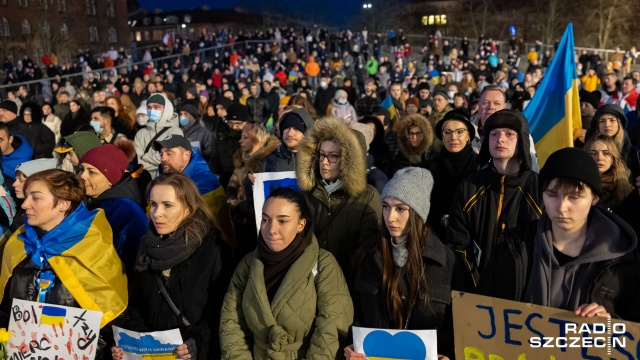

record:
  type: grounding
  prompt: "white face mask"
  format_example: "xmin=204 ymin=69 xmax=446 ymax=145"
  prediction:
xmin=319 ymin=81 xmax=328 ymax=88
xmin=447 ymin=91 xmax=456 ymax=100
xmin=337 ymin=98 xmax=347 ymax=105
xmin=137 ymin=116 xmax=148 ymax=126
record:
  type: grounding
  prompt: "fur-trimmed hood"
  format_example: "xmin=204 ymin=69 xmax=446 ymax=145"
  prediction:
xmin=397 ymin=114 xmax=434 ymax=164
xmin=297 ymin=117 xmax=368 ymax=197
xmin=232 ymin=135 xmax=281 ymax=171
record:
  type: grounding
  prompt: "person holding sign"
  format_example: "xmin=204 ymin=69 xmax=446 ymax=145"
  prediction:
xmin=478 ymin=148 xmax=640 ymax=321
xmin=220 ymin=187 xmax=353 ymax=359
xmin=113 ymin=173 xmax=234 ymax=359
xmin=345 ymin=167 xmax=462 ymax=360
xmin=0 ymin=169 xmax=128 ymax=355
xmin=296 ymin=116 xmax=382 ymax=284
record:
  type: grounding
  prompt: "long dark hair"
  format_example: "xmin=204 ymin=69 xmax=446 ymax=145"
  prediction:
xmin=355 ymin=206 xmax=430 ymax=328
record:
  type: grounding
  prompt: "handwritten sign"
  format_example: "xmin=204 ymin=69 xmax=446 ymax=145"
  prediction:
xmin=113 ymin=326 xmax=182 ymax=359
xmin=252 ymin=171 xmax=299 ymax=233
xmin=452 ymin=291 xmax=640 ymax=359
xmin=7 ymin=299 xmax=102 ymax=360
xmin=353 ymin=327 xmax=438 ymax=360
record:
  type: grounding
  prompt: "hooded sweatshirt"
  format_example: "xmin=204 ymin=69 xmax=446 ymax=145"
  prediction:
xmin=524 ymin=207 xmax=637 ymax=311
xmin=133 ymin=93 xmax=183 ymax=178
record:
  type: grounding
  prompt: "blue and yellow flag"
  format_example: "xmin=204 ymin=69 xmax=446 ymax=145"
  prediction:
xmin=522 ymin=23 xmax=581 ymax=167
xmin=41 ymin=306 xmax=66 ymax=326
xmin=380 ymin=95 xmax=398 ymax=122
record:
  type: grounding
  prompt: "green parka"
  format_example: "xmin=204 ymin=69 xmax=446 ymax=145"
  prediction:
xmin=219 ymin=237 xmax=354 ymax=359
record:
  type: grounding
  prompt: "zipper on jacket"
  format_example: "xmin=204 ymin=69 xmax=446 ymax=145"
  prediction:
xmin=496 ymin=175 xmax=506 ymax=221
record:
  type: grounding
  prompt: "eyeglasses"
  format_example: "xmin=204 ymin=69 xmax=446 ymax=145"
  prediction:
xmin=408 ymin=131 xmax=423 ymax=138
xmin=318 ymin=152 xmax=340 ymax=163
xmin=443 ymin=128 xmax=468 ymax=138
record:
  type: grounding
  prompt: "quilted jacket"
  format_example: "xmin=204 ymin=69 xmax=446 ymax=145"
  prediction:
xmin=219 ymin=237 xmax=354 ymax=359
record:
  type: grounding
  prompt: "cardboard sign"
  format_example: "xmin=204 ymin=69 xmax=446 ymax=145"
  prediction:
xmin=8 ymin=299 xmax=103 ymax=360
xmin=113 ymin=326 xmax=182 ymax=359
xmin=252 ymin=171 xmax=299 ymax=233
xmin=353 ymin=327 xmax=438 ymax=360
xmin=452 ymin=291 xmax=640 ymax=359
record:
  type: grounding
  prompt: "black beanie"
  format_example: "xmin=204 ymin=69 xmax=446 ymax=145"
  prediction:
xmin=579 ymin=89 xmax=601 ymax=110
xmin=484 ymin=109 xmax=524 ymax=134
xmin=540 ymin=147 xmax=603 ymax=195
xmin=591 ymin=104 xmax=627 ymax=130
xmin=374 ymin=106 xmax=391 ymax=127
xmin=280 ymin=112 xmax=307 ymax=134
xmin=0 ymin=100 xmax=18 ymax=115
xmin=417 ymin=82 xmax=431 ymax=92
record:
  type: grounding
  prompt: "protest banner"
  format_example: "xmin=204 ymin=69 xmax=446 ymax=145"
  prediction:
xmin=353 ymin=326 xmax=438 ymax=360
xmin=252 ymin=171 xmax=299 ymax=232
xmin=113 ymin=326 xmax=182 ymax=359
xmin=452 ymin=291 xmax=640 ymax=360
xmin=7 ymin=299 xmax=102 ymax=359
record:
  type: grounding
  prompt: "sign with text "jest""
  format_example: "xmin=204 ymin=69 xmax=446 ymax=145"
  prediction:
xmin=452 ymin=291 xmax=640 ymax=360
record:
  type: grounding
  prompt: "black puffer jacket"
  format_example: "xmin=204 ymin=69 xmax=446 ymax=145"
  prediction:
xmin=19 ymin=101 xmax=55 ymax=159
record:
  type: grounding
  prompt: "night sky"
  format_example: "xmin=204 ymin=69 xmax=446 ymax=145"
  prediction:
xmin=137 ymin=0 xmax=365 ymax=26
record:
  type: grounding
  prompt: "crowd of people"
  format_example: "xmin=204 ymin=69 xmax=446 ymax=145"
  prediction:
xmin=0 ymin=24 xmax=638 ymax=359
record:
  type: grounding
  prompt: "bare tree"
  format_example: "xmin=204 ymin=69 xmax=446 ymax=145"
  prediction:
xmin=586 ymin=0 xmax=633 ymax=48
xmin=466 ymin=0 xmax=491 ymax=39
xmin=534 ymin=0 xmax=569 ymax=45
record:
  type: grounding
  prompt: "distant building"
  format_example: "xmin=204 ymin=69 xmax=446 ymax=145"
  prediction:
xmin=0 ymin=0 xmax=129 ymax=64
xmin=128 ymin=8 xmax=262 ymax=46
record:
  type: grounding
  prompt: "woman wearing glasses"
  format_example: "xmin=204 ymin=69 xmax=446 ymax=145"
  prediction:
xmin=297 ymin=117 xmax=382 ymax=284
xmin=389 ymin=114 xmax=434 ymax=176
xmin=427 ymin=110 xmax=479 ymax=240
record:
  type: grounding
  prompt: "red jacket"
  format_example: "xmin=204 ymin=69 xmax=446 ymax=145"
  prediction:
xmin=274 ymin=70 xmax=287 ymax=87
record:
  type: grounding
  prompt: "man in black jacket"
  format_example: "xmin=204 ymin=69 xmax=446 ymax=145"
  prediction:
xmin=447 ymin=109 xmax=542 ymax=289
xmin=211 ymin=104 xmax=253 ymax=188
xmin=478 ymin=148 xmax=640 ymax=322
xmin=261 ymin=81 xmax=280 ymax=125
xmin=246 ymin=82 xmax=270 ymax=125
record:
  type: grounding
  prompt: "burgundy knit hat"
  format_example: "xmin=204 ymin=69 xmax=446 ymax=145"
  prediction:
xmin=81 ymin=144 xmax=129 ymax=185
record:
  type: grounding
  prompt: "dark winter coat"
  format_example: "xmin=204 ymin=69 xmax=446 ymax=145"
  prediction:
xmin=85 ymin=174 xmax=146 ymax=273
xmin=297 ymin=117 xmax=382 ymax=283
xmin=389 ymin=114 xmax=434 ymax=177
xmin=246 ymin=95 xmax=271 ymax=125
xmin=314 ymin=85 xmax=337 ymax=116
xmin=211 ymin=121 xmax=241 ymax=188
xmin=19 ymin=102 xmax=55 ymax=159
xmin=182 ymin=121 xmax=215 ymax=165
xmin=128 ymin=228 xmax=234 ymax=359
xmin=478 ymin=208 xmax=640 ymax=322
xmin=447 ymin=113 xmax=542 ymax=288
xmin=353 ymin=235 xmax=462 ymax=359
xmin=426 ymin=144 xmax=478 ymax=241
xmin=60 ymin=107 xmax=90 ymax=138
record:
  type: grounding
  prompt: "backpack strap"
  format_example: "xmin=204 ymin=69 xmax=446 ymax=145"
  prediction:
xmin=144 ymin=127 xmax=170 ymax=154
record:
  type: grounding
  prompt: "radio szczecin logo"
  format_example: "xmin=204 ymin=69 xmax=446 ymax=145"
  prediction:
xmin=529 ymin=318 xmax=626 ymax=353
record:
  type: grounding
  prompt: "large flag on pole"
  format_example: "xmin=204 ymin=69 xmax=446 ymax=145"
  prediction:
xmin=523 ymin=23 xmax=581 ymax=168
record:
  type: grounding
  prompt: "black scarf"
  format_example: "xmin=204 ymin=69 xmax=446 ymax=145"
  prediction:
xmin=135 ymin=225 xmax=202 ymax=271
xmin=437 ymin=143 xmax=477 ymax=183
xmin=257 ymin=227 xmax=313 ymax=302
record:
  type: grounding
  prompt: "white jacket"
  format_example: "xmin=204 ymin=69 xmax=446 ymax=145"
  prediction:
xmin=134 ymin=93 xmax=183 ymax=178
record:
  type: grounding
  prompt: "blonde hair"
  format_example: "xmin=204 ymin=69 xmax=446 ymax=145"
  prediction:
xmin=242 ymin=123 xmax=270 ymax=152
xmin=585 ymin=135 xmax=633 ymax=208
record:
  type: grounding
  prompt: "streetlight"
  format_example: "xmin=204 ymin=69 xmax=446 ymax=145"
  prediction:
xmin=363 ymin=3 xmax=372 ymax=9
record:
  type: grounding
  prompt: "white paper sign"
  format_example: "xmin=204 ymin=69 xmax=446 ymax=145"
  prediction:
xmin=113 ymin=326 xmax=183 ymax=359
xmin=8 ymin=299 xmax=103 ymax=359
xmin=353 ymin=326 xmax=438 ymax=360
xmin=252 ymin=171 xmax=299 ymax=233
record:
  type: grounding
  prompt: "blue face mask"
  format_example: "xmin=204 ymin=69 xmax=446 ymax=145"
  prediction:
xmin=90 ymin=121 xmax=103 ymax=134
xmin=179 ymin=116 xmax=190 ymax=127
xmin=147 ymin=109 xmax=162 ymax=122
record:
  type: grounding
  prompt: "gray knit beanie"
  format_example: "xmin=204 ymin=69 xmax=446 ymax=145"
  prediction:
xmin=381 ymin=167 xmax=434 ymax=223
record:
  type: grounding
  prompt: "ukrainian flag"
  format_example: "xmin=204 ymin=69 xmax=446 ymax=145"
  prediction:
xmin=380 ymin=95 xmax=398 ymax=122
xmin=523 ymin=23 xmax=581 ymax=167
xmin=41 ymin=306 xmax=66 ymax=326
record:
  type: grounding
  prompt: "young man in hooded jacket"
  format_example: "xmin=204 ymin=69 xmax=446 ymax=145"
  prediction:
xmin=447 ymin=109 xmax=542 ymax=290
xmin=478 ymin=148 xmax=640 ymax=322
